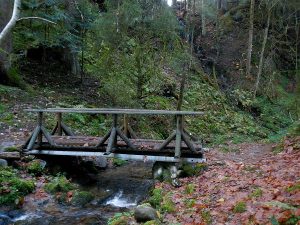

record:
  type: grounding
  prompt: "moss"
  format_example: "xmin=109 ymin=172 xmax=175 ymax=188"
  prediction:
xmin=44 ymin=175 xmax=76 ymax=194
xmin=27 ymin=160 xmax=44 ymax=175
xmin=0 ymin=167 xmax=35 ymax=205
xmin=185 ymin=184 xmax=195 ymax=194
xmin=108 ymin=212 xmax=133 ymax=225
xmin=4 ymin=146 xmax=19 ymax=152
xmin=201 ymin=209 xmax=212 ymax=224
xmin=181 ymin=162 xmax=207 ymax=177
xmin=7 ymin=67 xmax=27 ymax=89
xmin=112 ymin=158 xmax=127 ymax=167
xmin=233 ymin=201 xmax=247 ymax=213
xmin=148 ymin=188 xmax=163 ymax=208
xmin=143 ymin=220 xmax=160 ymax=225
xmin=71 ymin=191 xmax=94 ymax=206
xmin=250 ymin=188 xmax=263 ymax=198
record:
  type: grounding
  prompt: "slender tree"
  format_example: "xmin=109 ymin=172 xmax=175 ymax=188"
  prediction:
xmin=246 ymin=0 xmax=255 ymax=78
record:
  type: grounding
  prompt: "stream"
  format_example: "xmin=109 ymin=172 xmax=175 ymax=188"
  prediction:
xmin=0 ymin=158 xmax=154 ymax=225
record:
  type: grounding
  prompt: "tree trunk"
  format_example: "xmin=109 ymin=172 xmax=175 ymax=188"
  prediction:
xmin=201 ymin=0 xmax=206 ymax=36
xmin=246 ymin=0 xmax=255 ymax=78
xmin=254 ymin=9 xmax=271 ymax=97
xmin=0 ymin=0 xmax=16 ymax=84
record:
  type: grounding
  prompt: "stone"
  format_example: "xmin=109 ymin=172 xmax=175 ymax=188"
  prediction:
xmin=0 ymin=159 xmax=8 ymax=167
xmin=134 ymin=204 xmax=159 ymax=222
xmin=94 ymin=156 xmax=107 ymax=169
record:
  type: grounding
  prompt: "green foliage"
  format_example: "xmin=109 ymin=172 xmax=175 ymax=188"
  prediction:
xmin=201 ymin=209 xmax=212 ymax=224
xmin=7 ymin=67 xmax=27 ymax=89
xmin=71 ymin=190 xmax=94 ymax=206
xmin=249 ymin=188 xmax=263 ymax=198
xmin=181 ymin=163 xmax=207 ymax=177
xmin=0 ymin=167 xmax=35 ymax=205
xmin=161 ymin=196 xmax=175 ymax=213
xmin=4 ymin=146 xmax=19 ymax=152
xmin=233 ymin=201 xmax=247 ymax=213
xmin=44 ymin=174 xmax=76 ymax=194
xmin=27 ymin=160 xmax=44 ymax=175
xmin=286 ymin=183 xmax=300 ymax=192
xmin=143 ymin=220 xmax=160 ymax=225
xmin=108 ymin=212 xmax=133 ymax=225
xmin=148 ymin=188 xmax=163 ymax=208
xmin=185 ymin=184 xmax=196 ymax=194
xmin=112 ymin=158 xmax=127 ymax=167
xmin=184 ymin=199 xmax=196 ymax=208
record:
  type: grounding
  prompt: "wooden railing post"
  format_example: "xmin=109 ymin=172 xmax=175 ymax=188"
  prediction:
xmin=37 ymin=112 xmax=43 ymax=146
xmin=57 ymin=112 xmax=62 ymax=136
xmin=175 ymin=114 xmax=183 ymax=158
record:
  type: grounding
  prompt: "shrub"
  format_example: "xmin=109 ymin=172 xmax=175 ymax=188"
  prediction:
xmin=148 ymin=188 xmax=163 ymax=208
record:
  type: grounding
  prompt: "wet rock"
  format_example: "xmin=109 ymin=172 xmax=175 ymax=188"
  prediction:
xmin=0 ymin=159 xmax=8 ymax=167
xmin=134 ymin=204 xmax=159 ymax=222
xmin=0 ymin=212 xmax=12 ymax=225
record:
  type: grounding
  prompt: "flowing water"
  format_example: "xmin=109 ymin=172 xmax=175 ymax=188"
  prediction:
xmin=0 ymin=161 xmax=154 ymax=225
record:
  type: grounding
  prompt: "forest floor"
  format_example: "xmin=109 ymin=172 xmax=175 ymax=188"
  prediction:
xmin=156 ymin=139 xmax=300 ymax=224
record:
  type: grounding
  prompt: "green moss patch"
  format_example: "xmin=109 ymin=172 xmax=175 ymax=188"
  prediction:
xmin=0 ymin=167 xmax=35 ymax=205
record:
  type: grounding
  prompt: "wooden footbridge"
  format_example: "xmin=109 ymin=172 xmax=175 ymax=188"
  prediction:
xmin=23 ymin=108 xmax=206 ymax=163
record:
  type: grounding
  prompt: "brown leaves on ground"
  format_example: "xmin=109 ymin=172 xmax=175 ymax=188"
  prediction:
xmin=158 ymin=142 xmax=300 ymax=225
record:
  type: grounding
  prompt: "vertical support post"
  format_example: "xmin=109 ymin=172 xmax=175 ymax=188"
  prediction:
xmin=175 ymin=115 xmax=183 ymax=158
xmin=123 ymin=114 xmax=129 ymax=137
xmin=113 ymin=114 xmax=118 ymax=147
xmin=57 ymin=112 xmax=62 ymax=136
xmin=37 ymin=112 xmax=43 ymax=146
xmin=106 ymin=114 xmax=118 ymax=154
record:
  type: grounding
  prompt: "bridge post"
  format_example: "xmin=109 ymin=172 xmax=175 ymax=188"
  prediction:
xmin=37 ymin=112 xmax=43 ymax=146
xmin=57 ymin=113 xmax=62 ymax=136
xmin=175 ymin=115 xmax=183 ymax=158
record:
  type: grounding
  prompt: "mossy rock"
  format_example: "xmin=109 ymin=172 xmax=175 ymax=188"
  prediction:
xmin=0 ymin=167 xmax=35 ymax=205
xmin=108 ymin=212 xmax=133 ymax=225
xmin=44 ymin=175 xmax=76 ymax=194
xmin=71 ymin=191 xmax=94 ymax=206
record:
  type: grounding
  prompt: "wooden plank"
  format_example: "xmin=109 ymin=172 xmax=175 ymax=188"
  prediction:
xmin=26 ymin=150 xmax=206 ymax=163
xmin=96 ymin=128 xmax=111 ymax=147
xmin=0 ymin=151 xmax=20 ymax=159
xmin=181 ymin=132 xmax=197 ymax=152
xmin=25 ymin=108 xmax=204 ymax=116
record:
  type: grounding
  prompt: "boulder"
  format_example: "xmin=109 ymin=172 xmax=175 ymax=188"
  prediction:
xmin=134 ymin=204 xmax=159 ymax=222
xmin=0 ymin=159 xmax=8 ymax=167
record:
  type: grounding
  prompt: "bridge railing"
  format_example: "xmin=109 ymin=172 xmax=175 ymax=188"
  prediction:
xmin=23 ymin=108 xmax=205 ymax=162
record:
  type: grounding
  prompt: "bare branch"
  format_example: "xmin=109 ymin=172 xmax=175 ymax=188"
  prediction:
xmin=17 ymin=17 xmax=57 ymax=25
